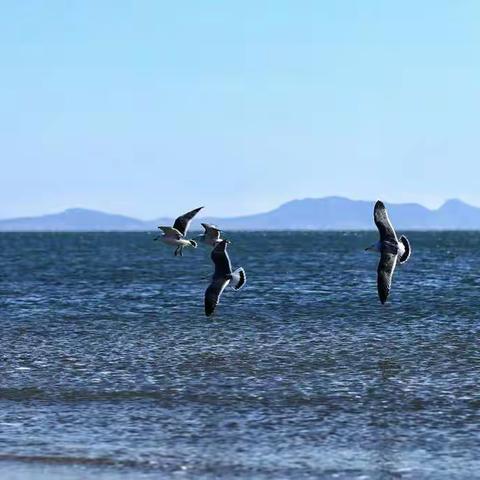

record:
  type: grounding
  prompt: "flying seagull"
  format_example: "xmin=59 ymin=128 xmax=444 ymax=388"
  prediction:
xmin=205 ymin=240 xmax=246 ymax=317
xmin=196 ymin=223 xmax=225 ymax=247
xmin=154 ymin=207 xmax=203 ymax=256
xmin=365 ymin=201 xmax=411 ymax=304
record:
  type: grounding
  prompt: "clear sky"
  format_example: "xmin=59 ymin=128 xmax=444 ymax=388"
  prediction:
xmin=1 ymin=1 xmax=479 ymax=219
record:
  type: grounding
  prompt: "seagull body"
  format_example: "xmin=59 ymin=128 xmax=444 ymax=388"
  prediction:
xmin=205 ymin=240 xmax=246 ymax=317
xmin=366 ymin=201 xmax=411 ymax=304
xmin=155 ymin=207 xmax=203 ymax=256
xmin=196 ymin=223 xmax=224 ymax=247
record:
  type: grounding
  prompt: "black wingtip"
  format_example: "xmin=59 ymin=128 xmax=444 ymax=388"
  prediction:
xmin=379 ymin=293 xmax=388 ymax=304
xmin=205 ymin=306 xmax=215 ymax=317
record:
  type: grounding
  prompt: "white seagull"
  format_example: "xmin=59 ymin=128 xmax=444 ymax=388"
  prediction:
xmin=196 ymin=223 xmax=224 ymax=247
xmin=154 ymin=207 xmax=203 ymax=256
xmin=365 ymin=201 xmax=411 ymax=304
xmin=204 ymin=240 xmax=246 ymax=317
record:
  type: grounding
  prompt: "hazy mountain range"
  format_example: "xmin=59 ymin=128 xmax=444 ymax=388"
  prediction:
xmin=1 ymin=197 xmax=480 ymax=231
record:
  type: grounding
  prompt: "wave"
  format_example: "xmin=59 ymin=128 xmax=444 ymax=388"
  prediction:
xmin=0 ymin=387 xmax=181 ymax=402
xmin=0 ymin=453 xmax=139 ymax=468
xmin=0 ymin=387 xmax=352 ymax=408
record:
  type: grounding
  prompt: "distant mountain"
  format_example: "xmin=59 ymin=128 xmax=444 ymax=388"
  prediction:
xmin=1 ymin=197 xmax=480 ymax=231
xmin=0 ymin=208 xmax=145 ymax=231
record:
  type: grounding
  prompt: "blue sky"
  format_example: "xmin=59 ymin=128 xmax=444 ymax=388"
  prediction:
xmin=1 ymin=1 xmax=479 ymax=219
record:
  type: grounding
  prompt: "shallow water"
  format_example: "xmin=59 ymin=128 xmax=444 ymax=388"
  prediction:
xmin=1 ymin=231 xmax=480 ymax=479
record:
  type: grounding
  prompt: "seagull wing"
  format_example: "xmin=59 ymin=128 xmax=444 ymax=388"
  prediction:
xmin=173 ymin=207 xmax=203 ymax=236
xmin=204 ymin=277 xmax=229 ymax=317
xmin=158 ymin=226 xmax=182 ymax=239
xmin=211 ymin=240 xmax=232 ymax=276
xmin=377 ymin=252 xmax=397 ymax=304
xmin=374 ymin=201 xmax=397 ymax=242
xmin=201 ymin=223 xmax=221 ymax=240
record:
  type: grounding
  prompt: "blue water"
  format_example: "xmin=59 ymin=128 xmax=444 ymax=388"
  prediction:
xmin=1 ymin=232 xmax=480 ymax=479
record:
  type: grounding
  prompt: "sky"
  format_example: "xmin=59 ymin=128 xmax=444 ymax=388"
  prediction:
xmin=1 ymin=1 xmax=479 ymax=220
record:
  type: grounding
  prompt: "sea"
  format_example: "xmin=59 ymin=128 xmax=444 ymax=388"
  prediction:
xmin=1 ymin=231 xmax=480 ymax=479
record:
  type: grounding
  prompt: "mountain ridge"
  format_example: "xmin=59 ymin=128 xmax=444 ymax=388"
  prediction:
xmin=1 ymin=197 xmax=480 ymax=231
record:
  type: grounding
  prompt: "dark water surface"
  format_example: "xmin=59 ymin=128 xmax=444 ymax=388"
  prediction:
xmin=1 ymin=232 xmax=480 ymax=479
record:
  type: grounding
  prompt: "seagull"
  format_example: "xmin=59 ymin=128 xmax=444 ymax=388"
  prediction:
xmin=205 ymin=240 xmax=246 ymax=317
xmin=154 ymin=207 xmax=203 ymax=256
xmin=365 ymin=201 xmax=411 ymax=304
xmin=196 ymin=223 xmax=224 ymax=247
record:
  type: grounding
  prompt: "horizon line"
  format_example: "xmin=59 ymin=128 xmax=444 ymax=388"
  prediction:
xmin=0 ymin=195 xmax=474 ymax=223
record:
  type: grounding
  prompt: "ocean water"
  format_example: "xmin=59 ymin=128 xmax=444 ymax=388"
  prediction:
xmin=1 ymin=231 xmax=480 ymax=479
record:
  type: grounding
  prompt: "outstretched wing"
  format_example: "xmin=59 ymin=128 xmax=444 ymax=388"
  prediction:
xmin=173 ymin=207 xmax=203 ymax=236
xmin=158 ymin=226 xmax=182 ymax=239
xmin=377 ymin=252 xmax=397 ymax=304
xmin=211 ymin=240 xmax=232 ymax=277
xmin=205 ymin=277 xmax=229 ymax=317
xmin=374 ymin=201 xmax=397 ymax=242
xmin=201 ymin=223 xmax=221 ymax=240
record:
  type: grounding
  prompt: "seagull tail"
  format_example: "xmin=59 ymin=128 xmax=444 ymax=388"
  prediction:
xmin=230 ymin=267 xmax=246 ymax=291
xmin=398 ymin=235 xmax=411 ymax=264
